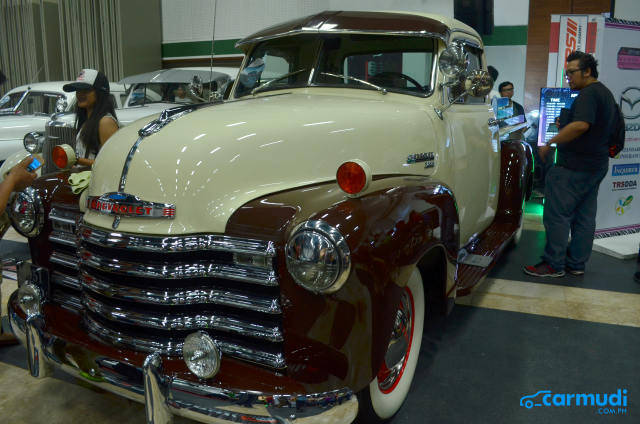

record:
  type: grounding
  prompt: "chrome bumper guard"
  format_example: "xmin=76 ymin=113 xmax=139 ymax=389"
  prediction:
xmin=7 ymin=274 xmax=358 ymax=424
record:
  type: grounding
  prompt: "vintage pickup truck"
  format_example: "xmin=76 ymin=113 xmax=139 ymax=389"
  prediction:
xmin=5 ymin=11 xmax=532 ymax=424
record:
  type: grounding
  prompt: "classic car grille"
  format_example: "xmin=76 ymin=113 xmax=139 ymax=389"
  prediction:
xmin=43 ymin=121 xmax=76 ymax=174
xmin=45 ymin=208 xmax=285 ymax=369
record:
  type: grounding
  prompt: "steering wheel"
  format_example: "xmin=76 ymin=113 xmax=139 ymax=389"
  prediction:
xmin=372 ymin=72 xmax=427 ymax=92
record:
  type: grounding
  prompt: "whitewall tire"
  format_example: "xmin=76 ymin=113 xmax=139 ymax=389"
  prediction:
xmin=358 ymin=268 xmax=425 ymax=422
xmin=512 ymin=199 xmax=525 ymax=245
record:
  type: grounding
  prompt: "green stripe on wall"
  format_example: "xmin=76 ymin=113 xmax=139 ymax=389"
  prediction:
xmin=482 ymin=25 xmax=528 ymax=46
xmin=163 ymin=26 xmax=528 ymax=58
xmin=162 ymin=39 xmax=242 ymax=57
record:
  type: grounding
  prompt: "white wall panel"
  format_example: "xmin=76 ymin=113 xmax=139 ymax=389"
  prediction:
xmin=614 ymin=0 xmax=640 ymax=20
xmin=494 ymin=0 xmax=529 ymax=26
xmin=484 ymin=45 xmax=527 ymax=106
xmin=162 ymin=0 xmax=454 ymax=43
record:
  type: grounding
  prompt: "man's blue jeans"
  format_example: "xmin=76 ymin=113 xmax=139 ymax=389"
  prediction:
xmin=542 ymin=165 xmax=608 ymax=271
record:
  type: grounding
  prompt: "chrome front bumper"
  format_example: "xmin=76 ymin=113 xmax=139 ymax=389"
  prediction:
xmin=7 ymin=293 xmax=358 ymax=424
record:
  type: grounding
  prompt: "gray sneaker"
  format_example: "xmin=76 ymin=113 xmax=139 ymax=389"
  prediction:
xmin=566 ymin=267 xmax=585 ymax=276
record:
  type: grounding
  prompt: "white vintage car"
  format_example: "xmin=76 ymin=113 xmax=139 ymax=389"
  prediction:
xmin=2 ymin=67 xmax=238 ymax=175
xmin=6 ymin=11 xmax=531 ymax=424
xmin=0 ymin=81 xmax=125 ymax=164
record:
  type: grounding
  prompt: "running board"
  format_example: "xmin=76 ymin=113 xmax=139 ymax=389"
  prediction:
xmin=456 ymin=221 xmax=518 ymax=297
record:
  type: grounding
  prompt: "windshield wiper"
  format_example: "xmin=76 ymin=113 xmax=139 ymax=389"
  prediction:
xmin=251 ymin=68 xmax=308 ymax=96
xmin=320 ymin=72 xmax=387 ymax=94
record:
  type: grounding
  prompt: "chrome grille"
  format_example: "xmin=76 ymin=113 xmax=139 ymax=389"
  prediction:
xmin=43 ymin=120 xmax=76 ymax=174
xmin=44 ymin=215 xmax=285 ymax=369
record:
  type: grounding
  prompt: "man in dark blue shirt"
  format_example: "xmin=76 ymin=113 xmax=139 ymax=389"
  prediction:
xmin=524 ymin=51 xmax=616 ymax=277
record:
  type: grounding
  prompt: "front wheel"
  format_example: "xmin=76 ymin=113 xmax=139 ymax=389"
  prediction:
xmin=356 ymin=268 xmax=425 ymax=423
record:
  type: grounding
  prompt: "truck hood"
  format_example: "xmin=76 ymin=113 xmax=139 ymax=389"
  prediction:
xmin=85 ymin=90 xmax=437 ymax=234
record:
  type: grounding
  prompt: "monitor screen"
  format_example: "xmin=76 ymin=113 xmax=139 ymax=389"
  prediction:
xmin=537 ymin=87 xmax=579 ymax=146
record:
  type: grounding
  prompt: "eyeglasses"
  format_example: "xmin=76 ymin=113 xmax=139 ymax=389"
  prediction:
xmin=565 ymin=68 xmax=583 ymax=78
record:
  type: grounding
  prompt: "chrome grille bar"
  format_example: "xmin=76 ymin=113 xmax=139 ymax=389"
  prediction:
xmin=79 ymin=224 xmax=276 ymax=257
xmin=80 ymin=271 xmax=281 ymax=314
xmin=51 ymin=271 xmax=81 ymax=290
xmin=79 ymin=248 xmax=278 ymax=285
xmin=52 ymin=291 xmax=83 ymax=312
xmin=50 ymin=251 xmax=79 ymax=269
xmin=83 ymin=293 xmax=283 ymax=342
xmin=84 ymin=315 xmax=286 ymax=369
xmin=49 ymin=231 xmax=76 ymax=247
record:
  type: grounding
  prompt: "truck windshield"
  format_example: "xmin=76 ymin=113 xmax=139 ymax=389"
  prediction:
xmin=235 ymin=34 xmax=436 ymax=98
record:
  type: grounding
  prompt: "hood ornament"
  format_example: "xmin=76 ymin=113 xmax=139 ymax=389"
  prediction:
xmin=138 ymin=105 xmax=197 ymax=137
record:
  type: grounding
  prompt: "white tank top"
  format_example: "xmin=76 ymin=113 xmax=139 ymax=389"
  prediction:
xmin=76 ymin=113 xmax=119 ymax=160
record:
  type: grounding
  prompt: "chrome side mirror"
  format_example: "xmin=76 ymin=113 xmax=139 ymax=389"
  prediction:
xmin=438 ymin=43 xmax=469 ymax=79
xmin=188 ymin=75 xmax=204 ymax=101
xmin=434 ymin=68 xmax=494 ymax=120
xmin=464 ymin=70 xmax=493 ymax=97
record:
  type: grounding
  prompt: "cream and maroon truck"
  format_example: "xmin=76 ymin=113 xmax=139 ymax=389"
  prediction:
xmin=5 ymin=11 xmax=531 ymax=424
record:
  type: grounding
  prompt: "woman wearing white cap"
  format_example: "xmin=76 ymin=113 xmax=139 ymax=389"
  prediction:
xmin=63 ymin=69 xmax=119 ymax=167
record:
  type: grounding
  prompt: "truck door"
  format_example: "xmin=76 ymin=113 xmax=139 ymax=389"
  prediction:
xmin=445 ymin=40 xmax=500 ymax=244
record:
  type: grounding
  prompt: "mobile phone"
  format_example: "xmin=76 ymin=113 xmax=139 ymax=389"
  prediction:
xmin=27 ymin=156 xmax=43 ymax=172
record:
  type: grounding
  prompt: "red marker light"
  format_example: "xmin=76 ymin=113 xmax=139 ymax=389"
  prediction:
xmin=337 ymin=161 xmax=367 ymax=195
xmin=52 ymin=145 xmax=68 ymax=169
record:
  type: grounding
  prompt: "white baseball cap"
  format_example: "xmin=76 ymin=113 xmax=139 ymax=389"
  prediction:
xmin=63 ymin=69 xmax=110 ymax=93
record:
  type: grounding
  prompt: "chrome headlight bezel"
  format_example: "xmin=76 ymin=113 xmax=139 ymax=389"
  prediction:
xmin=9 ymin=186 xmax=44 ymax=237
xmin=23 ymin=131 xmax=44 ymax=153
xmin=285 ymin=220 xmax=351 ymax=294
xmin=183 ymin=331 xmax=221 ymax=379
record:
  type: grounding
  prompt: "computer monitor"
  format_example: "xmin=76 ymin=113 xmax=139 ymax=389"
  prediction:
xmin=537 ymin=87 xmax=579 ymax=147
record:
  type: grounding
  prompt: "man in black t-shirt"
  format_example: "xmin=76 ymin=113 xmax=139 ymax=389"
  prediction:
xmin=524 ymin=51 xmax=616 ymax=277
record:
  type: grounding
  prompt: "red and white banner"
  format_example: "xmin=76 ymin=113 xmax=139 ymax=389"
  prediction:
xmin=547 ymin=15 xmax=604 ymax=87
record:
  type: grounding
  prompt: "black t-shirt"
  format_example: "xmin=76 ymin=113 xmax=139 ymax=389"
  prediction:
xmin=557 ymin=81 xmax=616 ymax=171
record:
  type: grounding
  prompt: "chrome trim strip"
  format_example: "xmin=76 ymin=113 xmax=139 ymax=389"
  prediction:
xmin=50 ymin=251 xmax=79 ymax=269
xmin=79 ymin=248 xmax=278 ymax=285
xmin=49 ymin=231 xmax=76 ymax=247
xmin=83 ymin=293 xmax=283 ymax=342
xmin=120 ymin=106 xmax=198 ymax=191
xmin=84 ymin=315 xmax=286 ymax=369
xmin=51 ymin=271 xmax=81 ymax=290
xmin=236 ymin=28 xmax=447 ymax=47
xmin=80 ymin=271 xmax=281 ymax=314
xmin=79 ymin=224 xmax=276 ymax=257
xmin=118 ymin=135 xmax=144 ymax=191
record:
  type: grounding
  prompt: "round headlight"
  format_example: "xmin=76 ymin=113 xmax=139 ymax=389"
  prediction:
xmin=285 ymin=220 xmax=351 ymax=293
xmin=23 ymin=131 xmax=44 ymax=153
xmin=183 ymin=331 xmax=221 ymax=379
xmin=9 ymin=186 xmax=44 ymax=237
xmin=17 ymin=283 xmax=42 ymax=317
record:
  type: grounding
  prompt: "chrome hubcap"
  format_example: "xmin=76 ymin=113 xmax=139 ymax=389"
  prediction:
xmin=377 ymin=287 xmax=414 ymax=392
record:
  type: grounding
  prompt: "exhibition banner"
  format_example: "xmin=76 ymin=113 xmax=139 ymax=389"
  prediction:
xmin=547 ymin=15 xmax=604 ymax=87
xmin=595 ymin=19 xmax=640 ymax=237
